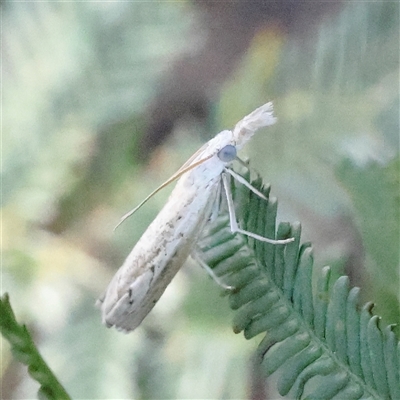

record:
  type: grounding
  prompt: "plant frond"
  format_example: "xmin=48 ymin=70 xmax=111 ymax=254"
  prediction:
xmin=197 ymin=174 xmax=399 ymax=400
xmin=0 ymin=294 xmax=71 ymax=400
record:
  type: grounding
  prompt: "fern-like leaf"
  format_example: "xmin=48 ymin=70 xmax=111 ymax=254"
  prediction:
xmin=197 ymin=173 xmax=399 ymax=399
xmin=0 ymin=294 xmax=71 ymax=400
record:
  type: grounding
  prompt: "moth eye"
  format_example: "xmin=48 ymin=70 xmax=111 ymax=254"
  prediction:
xmin=217 ymin=145 xmax=237 ymax=162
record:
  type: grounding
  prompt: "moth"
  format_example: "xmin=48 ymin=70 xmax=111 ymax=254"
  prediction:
xmin=97 ymin=102 xmax=293 ymax=332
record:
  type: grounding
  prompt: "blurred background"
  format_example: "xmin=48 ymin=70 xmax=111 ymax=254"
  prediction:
xmin=2 ymin=1 xmax=399 ymax=399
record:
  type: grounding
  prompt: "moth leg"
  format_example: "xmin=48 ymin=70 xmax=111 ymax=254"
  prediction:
xmin=224 ymin=167 xmax=267 ymax=201
xmin=221 ymin=173 xmax=294 ymax=245
xmin=191 ymin=251 xmax=234 ymax=290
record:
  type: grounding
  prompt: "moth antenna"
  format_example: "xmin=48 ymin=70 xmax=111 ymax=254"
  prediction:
xmin=114 ymin=153 xmax=214 ymax=230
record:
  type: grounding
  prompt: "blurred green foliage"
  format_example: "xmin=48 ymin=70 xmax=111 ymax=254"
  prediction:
xmin=336 ymin=157 xmax=399 ymax=323
xmin=3 ymin=1 xmax=398 ymax=399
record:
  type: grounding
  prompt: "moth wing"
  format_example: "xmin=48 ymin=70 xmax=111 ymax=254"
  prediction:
xmin=99 ymin=268 xmax=155 ymax=332
xmin=115 ymin=141 xmax=215 ymax=228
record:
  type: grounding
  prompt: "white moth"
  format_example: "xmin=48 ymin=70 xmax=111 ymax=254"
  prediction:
xmin=97 ymin=102 xmax=293 ymax=332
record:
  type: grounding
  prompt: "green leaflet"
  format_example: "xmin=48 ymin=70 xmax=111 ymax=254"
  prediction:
xmin=197 ymin=174 xmax=399 ymax=400
xmin=0 ymin=294 xmax=71 ymax=400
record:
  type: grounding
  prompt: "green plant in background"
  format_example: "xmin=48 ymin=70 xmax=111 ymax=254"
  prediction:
xmin=336 ymin=158 xmax=400 ymax=324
